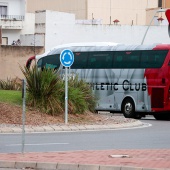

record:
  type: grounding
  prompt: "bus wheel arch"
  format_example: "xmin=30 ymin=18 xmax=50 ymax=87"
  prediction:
xmin=121 ymin=97 xmax=136 ymax=118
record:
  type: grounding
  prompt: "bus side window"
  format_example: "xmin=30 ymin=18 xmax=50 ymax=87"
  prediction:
xmin=45 ymin=63 xmax=57 ymax=69
xmin=71 ymin=52 xmax=88 ymax=69
xmin=140 ymin=51 xmax=149 ymax=68
xmin=129 ymin=52 xmax=140 ymax=68
xmin=88 ymin=52 xmax=113 ymax=69
xmin=105 ymin=55 xmax=113 ymax=68
xmin=37 ymin=59 xmax=43 ymax=68
xmin=113 ymin=52 xmax=123 ymax=68
xmin=89 ymin=57 xmax=96 ymax=68
xmin=141 ymin=50 xmax=168 ymax=68
xmin=117 ymin=56 xmax=122 ymax=62
xmin=113 ymin=51 xmax=140 ymax=68
xmin=41 ymin=54 xmax=60 ymax=70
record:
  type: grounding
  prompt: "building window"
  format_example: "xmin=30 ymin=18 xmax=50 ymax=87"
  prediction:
xmin=158 ymin=0 xmax=162 ymax=7
xmin=2 ymin=37 xmax=8 ymax=45
xmin=0 ymin=6 xmax=7 ymax=16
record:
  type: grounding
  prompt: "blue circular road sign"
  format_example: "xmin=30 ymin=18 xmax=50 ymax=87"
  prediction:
xmin=60 ymin=49 xmax=74 ymax=67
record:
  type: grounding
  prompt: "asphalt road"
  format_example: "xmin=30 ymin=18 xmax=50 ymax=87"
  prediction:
xmin=0 ymin=116 xmax=170 ymax=153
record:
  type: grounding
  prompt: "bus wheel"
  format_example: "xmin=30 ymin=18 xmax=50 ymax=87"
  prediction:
xmin=122 ymin=98 xmax=135 ymax=118
xmin=153 ymin=113 xmax=170 ymax=120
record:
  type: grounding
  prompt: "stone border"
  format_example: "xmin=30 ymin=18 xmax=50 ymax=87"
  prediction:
xmin=0 ymin=160 xmax=163 ymax=170
xmin=0 ymin=121 xmax=145 ymax=133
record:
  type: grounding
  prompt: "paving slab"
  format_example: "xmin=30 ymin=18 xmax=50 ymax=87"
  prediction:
xmin=0 ymin=127 xmax=13 ymax=133
xmin=83 ymin=125 xmax=95 ymax=130
xmin=0 ymin=161 xmax=15 ymax=168
xmin=57 ymin=163 xmax=79 ymax=170
xmin=121 ymin=166 xmax=142 ymax=170
xmin=37 ymin=162 xmax=57 ymax=169
xmin=78 ymin=164 xmax=99 ymax=170
xmin=25 ymin=127 xmax=35 ymax=133
xmin=51 ymin=125 xmax=63 ymax=131
xmin=32 ymin=126 xmax=46 ymax=132
xmin=100 ymin=165 xmax=121 ymax=170
xmin=67 ymin=126 xmax=80 ymax=131
xmin=60 ymin=125 xmax=72 ymax=131
xmin=12 ymin=127 xmax=22 ymax=133
xmin=15 ymin=161 xmax=37 ymax=169
xmin=75 ymin=125 xmax=87 ymax=130
xmin=42 ymin=126 xmax=55 ymax=132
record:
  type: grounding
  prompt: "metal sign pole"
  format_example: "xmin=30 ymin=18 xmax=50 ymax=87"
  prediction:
xmin=65 ymin=67 xmax=68 ymax=124
xmin=60 ymin=49 xmax=74 ymax=125
xmin=22 ymin=79 xmax=26 ymax=154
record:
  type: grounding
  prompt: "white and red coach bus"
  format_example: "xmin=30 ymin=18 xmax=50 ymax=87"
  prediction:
xmin=26 ymin=42 xmax=170 ymax=120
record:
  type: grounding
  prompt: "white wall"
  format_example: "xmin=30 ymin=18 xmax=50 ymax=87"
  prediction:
xmin=35 ymin=11 xmax=46 ymax=34
xmin=44 ymin=11 xmax=170 ymax=51
xmin=2 ymin=29 xmax=21 ymax=45
xmin=20 ymin=33 xmax=44 ymax=46
xmin=19 ymin=0 xmax=26 ymax=16
xmin=21 ymin=13 xmax=35 ymax=34
xmin=0 ymin=0 xmax=25 ymax=15
xmin=45 ymin=10 xmax=75 ymax=50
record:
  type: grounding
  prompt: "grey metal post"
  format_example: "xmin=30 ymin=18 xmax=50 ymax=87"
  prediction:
xmin=22 ymin=79 xmax=26 ymax=154
xmin=60 ymin=49 xmax=74 ymax=124
xmin=65 ymin=67 xmax=68 ymax=124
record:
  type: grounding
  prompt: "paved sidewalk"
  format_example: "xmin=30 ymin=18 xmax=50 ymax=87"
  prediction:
xmin=0 ymin=149 xmax=170 ymax=170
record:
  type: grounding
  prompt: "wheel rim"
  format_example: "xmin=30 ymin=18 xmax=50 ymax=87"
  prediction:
xmin=124 ymin=102 xmax=132 ymax=115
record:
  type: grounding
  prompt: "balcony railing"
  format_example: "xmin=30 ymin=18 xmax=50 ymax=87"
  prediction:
xmin=0 ymin=15 xmax=24 ymax=29
xmin=0 ymin=15 xmax=24 ymax=21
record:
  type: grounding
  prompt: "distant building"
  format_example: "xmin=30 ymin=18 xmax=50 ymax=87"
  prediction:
xmin=26 ymin=0 xmax=170 ymax=25
xmin=0 ymin=0 xmax=44 ymax=46
xmin=0 ymin=0 xmax=169 ymax=46
xmin=0 ymin=0 xmax=25 ymax=45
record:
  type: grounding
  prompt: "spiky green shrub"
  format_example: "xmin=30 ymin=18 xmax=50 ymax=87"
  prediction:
xmin=67 ymin=76 xmax=96 ymax=114
xmin=20 ymin=65 xmax=97 ymax=115
xmin=0 ymin=77 xmax=21 ymax=90
xmin=20 ymin=65 xmax=64 ymax=115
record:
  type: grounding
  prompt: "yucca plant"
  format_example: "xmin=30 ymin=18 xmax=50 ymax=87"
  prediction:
xmin=20 ymin=65 xmax=97 ymax=115
xmin=67 ymin=76 xmax=97 ymax=114
xmin=20 ymin=65 xmax=64 ymax=115
xmin=0 ymin=77 xmax=21 ymax=90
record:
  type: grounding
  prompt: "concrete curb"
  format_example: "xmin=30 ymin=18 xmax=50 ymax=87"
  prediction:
xmin=0 ymin=120 xmax=145 ymax=133
xmin=0 ymin=161 xmax=165 ymax=170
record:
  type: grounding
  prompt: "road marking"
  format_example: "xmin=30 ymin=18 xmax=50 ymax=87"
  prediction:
xmin=5 ymin=142 xmax=69 ymax=146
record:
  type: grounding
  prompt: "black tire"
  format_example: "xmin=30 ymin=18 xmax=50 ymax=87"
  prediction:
xmin=122 ymin=98 xmax=135 ymax=118
xmin=153 ymin=113 xmax=170 ymax=120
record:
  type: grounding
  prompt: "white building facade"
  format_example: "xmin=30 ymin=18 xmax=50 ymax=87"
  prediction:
xmin=0 ymin=0 xmax=43 ymax=46
xmin=0 ymin=0 xmax=170 ymax=50
xmin=34 ymin=10 xmax=170 ymax=52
